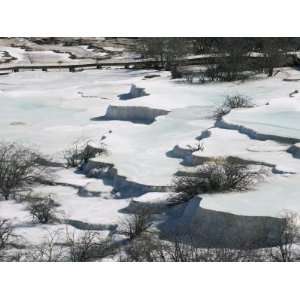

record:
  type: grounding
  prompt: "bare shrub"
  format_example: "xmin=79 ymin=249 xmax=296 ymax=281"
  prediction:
xmin=64 ymin=139 xmax=107 ymax=169
xmin=0 ymin=219 xmax=14 ymax=249
xmin=266 ymin=212 xmax=300 ymax=262
xmin=121 ymin=232 xmax=261 ymax=262
xmin=199 ymin=63 xmax=255 ymax=84
xmin=0 ymin=143 xmax=46 ymax=200
xmin=27 ymin=194 xmax=59 ymax=224
xmin=63 ymin=141 xmax=83 ymax=168
xmin=164 ymin=235 xmax=250 ymax=262
xmin=214 ymin=95 xmax=253 ymax=120
xmin=120 ymin=233 xmax=167 ymax=262
xmin=214 ymin=106 xmax=231 ymax=120
xmin=172 ymin=157 xmax=264 ymax=203
xmin=119 ymin=209 xmax=153 ymax=240
xmin=66 ymin=230 xmax=114 ymax=262
xmin=24 ymin=229 xmax=115 ymax=262
xmin=224 ymin=95 xmax=253 ymax=109
xmin=25 ymin=230 xmax=66 ymax=262
xmin=171 ymin=175 xmax=203 ymax=204
xmin=186 ymin=142 xmax=204 ymax=152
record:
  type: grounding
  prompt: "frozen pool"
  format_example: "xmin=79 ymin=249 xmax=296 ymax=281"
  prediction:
xmin=1 ymin=67 xmax=300 ymax=184
xmin=224 ymin=97 xmax=300 ymax=140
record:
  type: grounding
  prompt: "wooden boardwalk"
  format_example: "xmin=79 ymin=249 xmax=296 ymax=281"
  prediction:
xmin=0 ymin=60 xmax=154 ymax=72
xmin=0 ymin=56 xmax=228 ymax=73
xmin=0 ymin=54 xmax=297 ymax=73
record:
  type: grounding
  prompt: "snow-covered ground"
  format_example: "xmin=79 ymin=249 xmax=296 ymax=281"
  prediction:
xmin=2 ymin=48 xmax=300 ymax=253
xmin=0 ymin=47 xmax=81 ymax=66
xmin=0 ymin=40 xmax=139 ymax=69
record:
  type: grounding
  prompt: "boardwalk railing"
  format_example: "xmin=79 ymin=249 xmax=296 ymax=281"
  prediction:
xmin=0 ymin=54 xmax=297 ymax=73
xmin=0 ymin=56 xmax=236 ymax=73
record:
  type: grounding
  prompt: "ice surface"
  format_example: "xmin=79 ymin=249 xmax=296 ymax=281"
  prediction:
xmin=32 ymin=185 xmax=129 ymax=225
xmin=192 ymin=128 xmax=300 ymax=173
xmin=0 ymin=200 xmax=31 ymax=226
xmin=224 ymin=97 xmax=300 ymax=141
xmin=1 ymin=68 xmax=300 ymax=185
xmin=200 ymin=174 xmax=300 ymax=217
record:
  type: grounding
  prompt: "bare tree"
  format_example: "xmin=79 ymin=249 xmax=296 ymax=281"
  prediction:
xmin=0 ymin=143 xmax=46 ymax=200
xmin=57 ymin=60 xmax=63 ymax=71
xmin=260 ymin=38 xmax=287 ymax=77
xmin=138 ymin=38 xmax=191 ymax=78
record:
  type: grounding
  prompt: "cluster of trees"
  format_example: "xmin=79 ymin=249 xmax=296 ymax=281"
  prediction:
xmin=137 ymin=37 xmax=300 ymax=81
xmin=137 ymin=38 xmax=190 ymax=78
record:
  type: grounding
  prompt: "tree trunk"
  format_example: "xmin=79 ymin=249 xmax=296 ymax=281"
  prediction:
xmin=171 ymin=65 xmax=182 ymax=79
xmin=268 ymin=67 xmax=274 ymax=77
